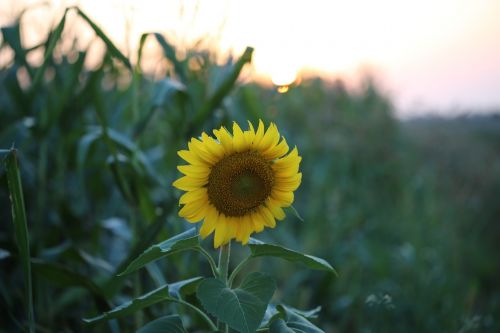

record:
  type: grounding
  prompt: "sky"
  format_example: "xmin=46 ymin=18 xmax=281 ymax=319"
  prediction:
xmin=1 ymin=0 xmax=500 ymax=116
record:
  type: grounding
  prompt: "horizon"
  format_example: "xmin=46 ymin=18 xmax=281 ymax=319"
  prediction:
xmin=1 ymin=0 xmax=500 ymax=117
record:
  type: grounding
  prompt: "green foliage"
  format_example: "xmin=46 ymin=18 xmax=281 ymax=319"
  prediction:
xmin=3 ymin=149 xmax=35 ymax=333
xmin=1 ymin=4 xmax=499 ymax=333
xmin=269 ymin=305 xmax=324 ymax=333
xmin=248 ymin=238 xmax=337 ymax=274
xmin=119 ymin=228 xmax=200 ymax=276
xmin=83 ymin=285 xmax=171 ymax=324
xmin=136 ymin=315 xmax=187 ymax=333
xmin=197 ymin=272 xmax=276 ymax=333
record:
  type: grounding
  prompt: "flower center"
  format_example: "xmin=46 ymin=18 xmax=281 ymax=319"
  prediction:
xmin=207 ymin=151 xmax=274 ymax=217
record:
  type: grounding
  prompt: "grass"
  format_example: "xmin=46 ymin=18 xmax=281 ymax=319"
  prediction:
xmin=1 ymin=7 xmax=499 ymax=333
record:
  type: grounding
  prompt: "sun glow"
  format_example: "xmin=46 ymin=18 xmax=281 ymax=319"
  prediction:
xmin=2 ymin=0 xmax=500 ymax=112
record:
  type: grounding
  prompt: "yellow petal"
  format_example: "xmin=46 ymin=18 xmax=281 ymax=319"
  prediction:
xmin=177 ymin=165 xmax=210 ymax=177
xmin=214 ymin=214 xmax=228 ymax=248
xmin=178 ymin=150 xmax=207 ymax=166
xmin=225 ymin=217 xmax=238 ymax=244
xmin=266 ymin=199 xmax=286 ymax=221
xmin=201 ymin=132 xmax=225 ymax=159
xmin=232 ymin=122 xmax=247 ymax=153
xmin=214 ymin=127 xmax=234 ymax=155
xmin=179 ymin=201 xmax=208 ymax=223
xmin=188 ymin=139 xmax=218 ymax=165
xmin=199 ymin=205 xmax=218 ymax=239
xmin=275 ymin=173 xmax=302 ymax=192
xmin=247 ymin=120 xmax=255 ymax=134
xmin=272 ymin=147 xmax=301 ymax=170
xmin=257 ymin=123 xmax=280 ymax=152
xmin=271 ymin=190 xmax=294 ymax=207
xmin=261 ymin=136 xmax=289 ymax=160
xmin=252 ymin=119 xmax=265 ymax=147
xmin=173 ymin=176 xmax=207 ymax=191
xmin=179 ymin=188 xmax=208 ymax=205
xmin=258 ymin=206 xmax=276 ymax=228
xmin=239 ymin=217 xmax=253 ymax=244
xmin=250 ymin=212 xmax=265 ymax=232
xmin=234 ymin=217 xmax=243 ymax=241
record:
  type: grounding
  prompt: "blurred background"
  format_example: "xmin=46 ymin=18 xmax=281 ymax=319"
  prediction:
xmin=1 ymin=0 xmax=499 ymax=332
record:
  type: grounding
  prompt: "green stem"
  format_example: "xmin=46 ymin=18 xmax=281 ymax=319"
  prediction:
xmin=173 ymin=299 xmax=218 ymax=332
xmin=195 ymin=246 xmax=218 ymax=277
xmin=218 ymin=243 xmax=231 ymax=282
xmin=217 ymin=243 xmax=231 ymax=332
xmin=228 ymin=256 xmax=252 ymax=287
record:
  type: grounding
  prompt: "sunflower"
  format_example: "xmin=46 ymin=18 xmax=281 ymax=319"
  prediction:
xmin=173 ymin=120 xmax=302 ymax=248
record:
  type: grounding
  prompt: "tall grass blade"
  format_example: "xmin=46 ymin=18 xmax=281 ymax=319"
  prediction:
xmin=75 ymin=8 xmax=132 ymax=70
xmin=153 ymin=33 xmax=187 ymax=82
xmin=192 ymin=46 xmax=254 ymax=127
xmin=30 ymin=8 xmax=68 ymax=92
xmin=4 ymin=149 xmax=35 ymax=333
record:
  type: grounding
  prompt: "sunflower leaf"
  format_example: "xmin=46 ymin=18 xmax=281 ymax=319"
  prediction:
xmin=118 ymin=228 xmax=199 ymax=276
xmin=169 ymin=276 xmax=204 ymax=299
xmin=197 ymin=272 xmax=275 ymax=333
xmin=137 ymin=315 xmax=187 ymax=333
xmin=261 ymin=304 xmax=322 ymax=328
xmin=269 ymin=305 xmax=325 ymax=333
xmin=248 ymin=239 xmax=337 ymax=275
xmin=83 ymin=285 xmax=172 ymax=324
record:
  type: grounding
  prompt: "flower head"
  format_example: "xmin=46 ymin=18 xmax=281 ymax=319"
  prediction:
xmin=173 ymin=120 xmax=302 ymax=247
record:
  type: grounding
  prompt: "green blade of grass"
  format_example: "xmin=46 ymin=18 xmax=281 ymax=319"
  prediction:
xmin=153 ymin=33 xmax=187 ymax=82
xmin=191 ymin=46 xmax=254 ymax=128
xmin=30 ymin=8 xmax=68 ymax=93
xmin=75 ymin=7 xmax=132 ymax=70
xmin=4 ymin=149 xmax=35 ymax=333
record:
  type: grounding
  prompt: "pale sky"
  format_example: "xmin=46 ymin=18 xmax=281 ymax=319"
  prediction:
xmin=1 ymin=0 xmax=500 ymax=116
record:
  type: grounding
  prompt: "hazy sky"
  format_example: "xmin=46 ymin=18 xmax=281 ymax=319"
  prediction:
xmin=1 ymin=0 xmax=500 ymax=116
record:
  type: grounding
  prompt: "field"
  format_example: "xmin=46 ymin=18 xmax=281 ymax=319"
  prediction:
xmin=1 ymin=8 xmax=499 ymax=333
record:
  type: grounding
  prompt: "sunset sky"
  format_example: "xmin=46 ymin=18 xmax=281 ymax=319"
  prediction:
xmin=1 ymin=0 xmax=500 ymax=116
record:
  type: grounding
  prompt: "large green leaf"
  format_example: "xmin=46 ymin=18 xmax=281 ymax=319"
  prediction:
xmin=197 ymin=272 xmax=275 ymax=333
xmin=4 ymin=149 xmax=35 ymax=333
xmin=83 ymin=277 xmax=206 ymax=324
xmin=248 ymin=239 xmax=337 ymax=275
xmin=137 ymin=315 xmax=187 ymax=333
xmin=269 ymin=306 xmax=324 ymax=333
xmin=119 ymin=228 xmax=199 ymax=276
xmin=83 ymin=285 xmax=170 ymax=324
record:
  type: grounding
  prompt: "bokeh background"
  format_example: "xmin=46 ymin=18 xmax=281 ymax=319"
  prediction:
xmin=1 ymin=0 xmax=499 ymax=332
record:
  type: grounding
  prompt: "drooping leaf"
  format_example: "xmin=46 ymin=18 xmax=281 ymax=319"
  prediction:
xmin=84 ymin=277 xmax=203 ymax=324
xmin=192 ymin=46 xmax=254 ymax=126
xmin=30 ymin=8 xmax=68 ymax=92
xmin=83 ymin=285 xmax=170 ymax=324
xmin=269 ymin=305 xmax=324 ymax=333
xmin=75 ymin=8 xmax=132 ymax=70
xmin=169 ymin=276 xmax=204 ymax=299
xmin=248 ymin=239 xmax=337 ymax=275
xmin=4 ymin=149 xmax=35 ymax=333
xmin=261 ymin=304 xmax=322 ymax=329
xmin=119 ymin=228 xmax=199 ymax=276
xmin=136 ymin=315 xmax=187 ymax=333
xmin=197 ymin=272 xmax=275 ymax=333
xmin=154 ymin=33 xmax=187 ymax=82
